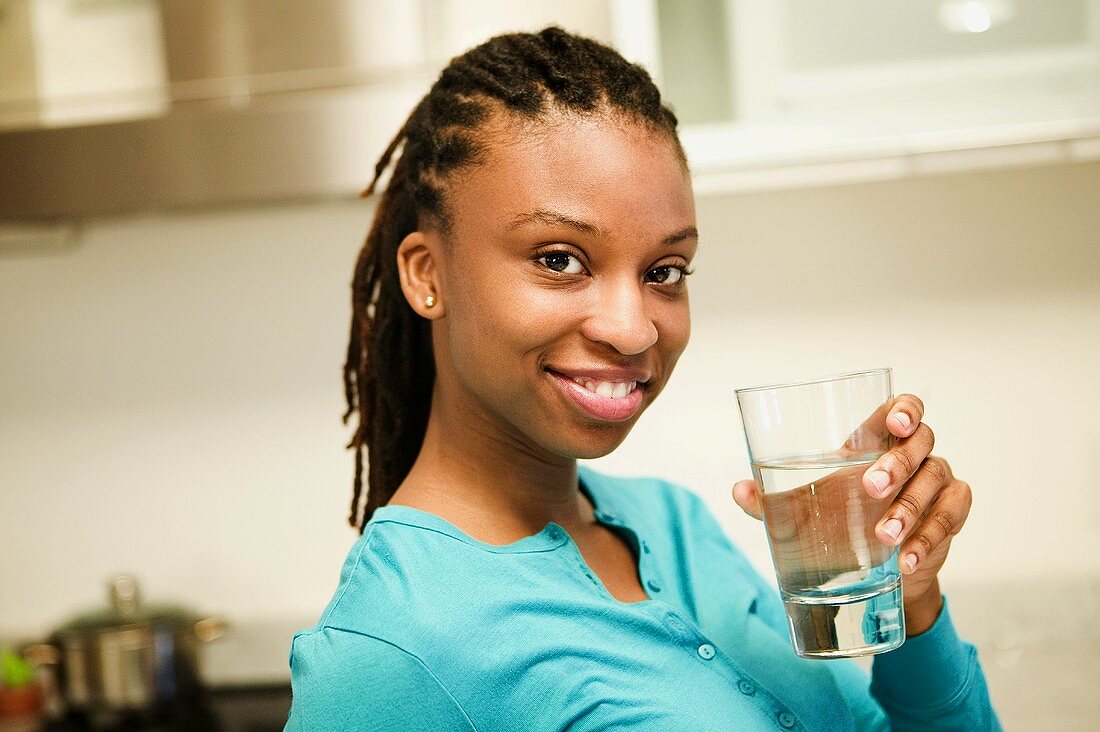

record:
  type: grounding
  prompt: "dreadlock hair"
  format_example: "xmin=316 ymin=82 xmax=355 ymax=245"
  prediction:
xmin=342 ymin=24 xmax=686 ymax=532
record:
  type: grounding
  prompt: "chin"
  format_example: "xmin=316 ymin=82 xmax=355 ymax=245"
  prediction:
xmin=549 ymin=417 xmax=640 ymax=460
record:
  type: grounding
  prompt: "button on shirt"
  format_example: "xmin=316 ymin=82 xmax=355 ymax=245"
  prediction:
xmin=286 ymin=466 xmax=1001 ymax=731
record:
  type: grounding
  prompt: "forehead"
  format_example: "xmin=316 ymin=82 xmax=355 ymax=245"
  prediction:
xmin=444 ymin=111 xmax=694 ymax=242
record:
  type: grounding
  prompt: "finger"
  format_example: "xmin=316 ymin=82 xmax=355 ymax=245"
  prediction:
xmin=840 ymin=394 xmax=927 ymax=459
xmin=887 ymin=393 xmax=925 ymax=438
xmin=898 ymin=479 xmax=972 ymax=574
xmin=863 ymin=422 xmax=935 ymax=498
xmin=732 ymin=480 xmax=764 ymax=520
xmin=839 ymin=397 xmax=893 ymax=458
xmin=874 ymin=456 xmax=950 ymax=546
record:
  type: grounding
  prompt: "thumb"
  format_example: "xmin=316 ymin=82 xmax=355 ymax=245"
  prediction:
xmin=732 ymin=480 xmax=764 ymax=521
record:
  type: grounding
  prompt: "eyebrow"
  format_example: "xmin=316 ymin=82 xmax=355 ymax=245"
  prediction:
xmin=509 ymin=207 xmax=698 ymax=246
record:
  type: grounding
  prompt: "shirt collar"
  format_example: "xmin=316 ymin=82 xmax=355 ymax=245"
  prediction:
xmin=365 ymin=465 xmax=616 ymax=554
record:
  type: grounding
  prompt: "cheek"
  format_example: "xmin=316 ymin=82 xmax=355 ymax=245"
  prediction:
xmin=657 ymin=297 xmax=691 ymax=356
xmin=446 ymin=276 xmax=556 ymax=387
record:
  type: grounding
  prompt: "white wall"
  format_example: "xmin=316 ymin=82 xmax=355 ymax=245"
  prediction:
xmin=2 ymin=161 xmax=1098 ymax=659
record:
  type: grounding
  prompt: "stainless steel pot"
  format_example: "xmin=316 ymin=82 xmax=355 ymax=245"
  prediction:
xmin=24 ymin=574 xmax=227 ymax=729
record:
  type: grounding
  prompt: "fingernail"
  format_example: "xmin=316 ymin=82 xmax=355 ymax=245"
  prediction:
xmin=891 ymin=411 xmax=911 ymax=431
xmin=880 ymin=517 xmax=902 ymax=542
xmin=867 ymin=470 xmax=890 ymax=494
xmin=902 ymin=553 xmax=917 ymax=572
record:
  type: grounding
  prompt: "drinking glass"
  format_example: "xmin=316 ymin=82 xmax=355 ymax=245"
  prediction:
xmin=735 ymin=368 xmax=905 ymax=658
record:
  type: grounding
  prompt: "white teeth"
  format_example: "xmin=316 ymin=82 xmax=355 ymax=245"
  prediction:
xmin=571 ymin=377 xmax=639 ymax=399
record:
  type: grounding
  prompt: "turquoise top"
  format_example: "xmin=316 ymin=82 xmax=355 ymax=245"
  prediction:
xmin=286 ymin=465 xmax=1001 ymax=730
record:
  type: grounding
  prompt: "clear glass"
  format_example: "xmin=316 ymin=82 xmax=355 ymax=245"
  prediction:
xmin=735 ymin=368 xmax=904 ymax=658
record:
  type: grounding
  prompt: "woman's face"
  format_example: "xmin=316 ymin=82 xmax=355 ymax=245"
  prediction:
xmin=429 ymin=111 xmax=697 ymax=462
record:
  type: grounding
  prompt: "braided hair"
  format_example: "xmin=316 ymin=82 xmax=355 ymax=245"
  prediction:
xmin=343 ymin=25 xmax=685 ymax=532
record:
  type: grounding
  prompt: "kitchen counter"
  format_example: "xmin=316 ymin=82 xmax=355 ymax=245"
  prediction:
xmin=43 ymin=684 xmax=291 ymax=732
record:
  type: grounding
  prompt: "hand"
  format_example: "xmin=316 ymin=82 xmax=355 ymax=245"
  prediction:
xmin=733 ymin=394 xmax=973 ymax=635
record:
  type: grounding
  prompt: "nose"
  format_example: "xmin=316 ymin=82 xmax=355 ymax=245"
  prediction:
xmin=581 ymin=275 xmax=659 ymax=356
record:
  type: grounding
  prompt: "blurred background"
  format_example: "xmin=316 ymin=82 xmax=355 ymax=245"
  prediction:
xmin=1 ymin=0 xmax=1098 ymax=729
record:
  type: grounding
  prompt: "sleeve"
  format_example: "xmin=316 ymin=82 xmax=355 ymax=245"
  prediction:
xmin=285 ymin=626 xmax=477 ymax=732
xmin=678 ymin=483 xmax=1002 ymax=731
xmin=870 ymin=596 xmax=1003 ymax=731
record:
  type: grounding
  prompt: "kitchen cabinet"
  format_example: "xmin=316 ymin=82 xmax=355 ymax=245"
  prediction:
xmin=0 ymin=0 xmax=169 ymax=131
xmin=610 ymin=0 xmax=1100 ymax=193
xmin=0 ymin=0 xmax=613 ymax=220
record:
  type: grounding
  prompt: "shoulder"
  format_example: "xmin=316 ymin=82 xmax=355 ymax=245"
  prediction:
xmin=578 ymin=464 xmax=764 ymax=582
xmin=300 ymin=518 xmax=459 ymax=643
xmin=578 ymin=464 xmax=724 ymax=538
xmin=578 ymin=463 xmax=701 ymax=510
xmin=288 ymin=522 xmax=485 ymax=729
xmin=287 ymin=626 xmax=475 ymax=731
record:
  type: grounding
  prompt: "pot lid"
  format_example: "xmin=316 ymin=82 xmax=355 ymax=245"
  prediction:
xmin=55 ymin=575 xmax=196 ymax=635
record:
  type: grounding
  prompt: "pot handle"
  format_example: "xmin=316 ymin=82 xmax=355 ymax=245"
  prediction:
xmin=18 ymin=644 xmax=66 ymax=719
xmin=194 ymin=616 xmax=229 ymax=643
xmin=20 ymin=643 xmax=61 ymax=665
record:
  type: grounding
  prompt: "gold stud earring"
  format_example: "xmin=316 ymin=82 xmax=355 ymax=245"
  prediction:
xmin=424 ymin=294 xmax=436 ymax=308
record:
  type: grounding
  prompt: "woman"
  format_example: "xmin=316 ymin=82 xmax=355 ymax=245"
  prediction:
xmin=286 ymin=27 xmax=1000 ymax=730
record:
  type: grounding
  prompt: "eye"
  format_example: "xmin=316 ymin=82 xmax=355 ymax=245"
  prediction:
xmin=646 ymin=264 xmax=694 ymax=286
xmin=537 ymin=251 xmax=586 ymax=275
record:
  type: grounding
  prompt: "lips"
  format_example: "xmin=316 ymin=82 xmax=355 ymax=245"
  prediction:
xmin=548 ymin=365 xmax=652 ymax=384
xmin=546 ymin=369 xmax=645 ymax=422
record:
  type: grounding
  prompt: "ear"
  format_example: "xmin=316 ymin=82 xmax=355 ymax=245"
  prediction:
xmin=396 ymin=230 xmax=444 ymax=319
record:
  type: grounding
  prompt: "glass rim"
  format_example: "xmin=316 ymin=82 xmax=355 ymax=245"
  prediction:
xmin=734 ymin=367 xmax=892 ymax=396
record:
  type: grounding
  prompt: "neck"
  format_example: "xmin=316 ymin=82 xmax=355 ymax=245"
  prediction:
xmin=391 ymin=377 xmax=594 ymax=543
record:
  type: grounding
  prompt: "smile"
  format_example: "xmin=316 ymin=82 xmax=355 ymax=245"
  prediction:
xmin=545 ymin=369 xmax=645 ymax=422
xmin=570 ymin=376 xmax=640 ymax=399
